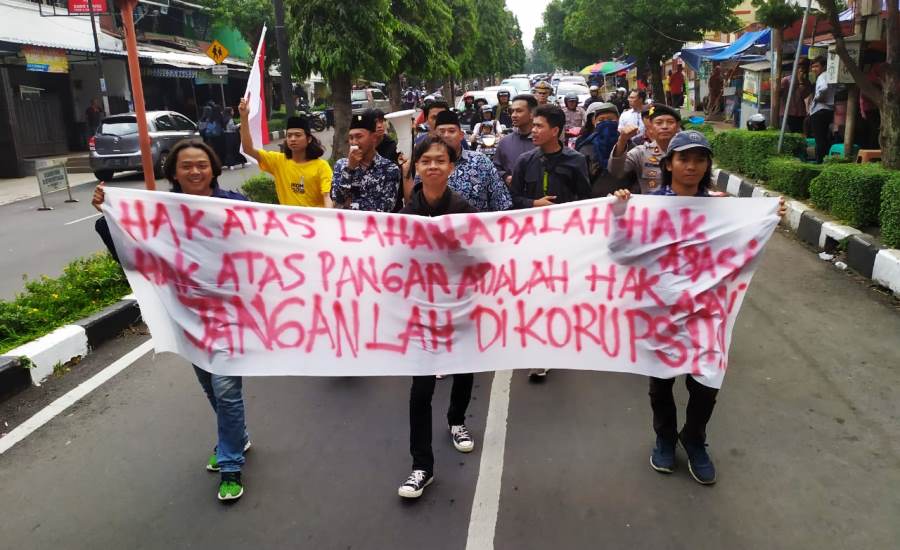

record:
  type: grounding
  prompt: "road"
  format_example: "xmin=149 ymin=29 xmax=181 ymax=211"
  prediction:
xmin=0 ymin=129 xmax=333 ymax=300
xmin=1 ymin=227 xmax=898 ymax=549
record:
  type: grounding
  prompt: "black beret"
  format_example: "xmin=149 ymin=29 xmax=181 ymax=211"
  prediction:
xmin=350 ymin=111 xmax=377 ymax=132
xmin=645 ymin=103 xmax=681 ymax=121
xmin=434 ymin=109 xmax=460 ymax=128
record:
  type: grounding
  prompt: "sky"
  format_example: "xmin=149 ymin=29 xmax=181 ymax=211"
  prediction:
xmin=506 ymin=0 xmax=551 ymax=51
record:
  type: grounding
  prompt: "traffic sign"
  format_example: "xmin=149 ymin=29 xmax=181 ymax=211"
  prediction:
xmin=211 ymin=65 xmax=228 ymax=76
xmin=206 ymin=40 xmax=229 ymax=64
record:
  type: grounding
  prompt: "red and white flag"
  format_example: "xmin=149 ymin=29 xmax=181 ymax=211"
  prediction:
xmin=240 ymin=26 xmax=269 ymax=162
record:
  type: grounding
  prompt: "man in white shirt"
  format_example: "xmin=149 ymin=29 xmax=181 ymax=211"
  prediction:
xmin=808 ymin=56 xmax=835 ymax=163
xmin=618 ymin=89 xmax=647 ymax=139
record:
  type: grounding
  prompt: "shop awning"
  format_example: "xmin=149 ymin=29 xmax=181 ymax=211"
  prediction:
xmin=139 ymin=45 xmax=249 ymax=70
xmin=0 ymin=0 xmax=123 ymax=54
xmin=707 ymin=29 xmax=771 ymax=61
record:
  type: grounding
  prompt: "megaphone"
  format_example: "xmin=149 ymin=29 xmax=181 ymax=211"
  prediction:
xmin=385 ymin=109 xmax=417 ymax=161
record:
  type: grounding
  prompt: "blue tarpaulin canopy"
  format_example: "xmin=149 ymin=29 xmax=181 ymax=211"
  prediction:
xmin=679 ymin=29 xmax=771 ymax=70
xmin=707 ymin=29 xmax=771 ymax=60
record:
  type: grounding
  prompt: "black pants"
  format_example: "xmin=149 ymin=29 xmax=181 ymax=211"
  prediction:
xmin=409 ymin=374 xmax=473 ymax=474
xmin=648 ymin=376 xmax=718 ymax=446
xmin=810 ymin=109 xmax=833 ymax=163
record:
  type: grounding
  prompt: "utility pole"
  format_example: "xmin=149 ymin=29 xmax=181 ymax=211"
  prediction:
xmin=272 ymin=0 xmax=294 ymax=116
xmin=86 ymin=0 xmax=110 ymax=115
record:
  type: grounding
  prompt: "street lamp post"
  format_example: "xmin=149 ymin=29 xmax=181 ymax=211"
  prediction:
xmin=86 ymin=0 xmax=110 ymax=115
xmin=116 ymin=0 xmax=156 ymax=190
xmin=272 ymin=0 xmax=294 ymax=116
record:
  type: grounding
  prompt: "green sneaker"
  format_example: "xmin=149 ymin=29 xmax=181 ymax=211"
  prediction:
xmin=206 ymin=440 xmax=252 ymax=472
xmin=218 ymin=471 xmax=243 ymax=501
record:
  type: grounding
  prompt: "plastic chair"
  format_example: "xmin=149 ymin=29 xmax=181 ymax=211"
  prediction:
xmin=856 ymin=149 xmax=882 ymax=163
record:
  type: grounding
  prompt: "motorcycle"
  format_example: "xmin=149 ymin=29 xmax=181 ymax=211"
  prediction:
xmin=475 ymin=133 xmax=499 ymax=159
xmin=565 ymin=127 xmax=581 ymax=150
xmin=297 ymin=108 xmax=327 ymax=132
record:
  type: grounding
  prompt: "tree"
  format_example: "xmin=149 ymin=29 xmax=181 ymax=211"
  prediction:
xmin=388 ymin=0 xmax=454 ymax=110
xmin=534 ymin=0 xmax=597 ymax=70
xmin=562 ymin=0 xmax=740 ymax=100
xmin=525 ymin=42 xmax=555 ymax=74
xmin=285 ymin=0 xmax=401 ymax=159
xmin=462 ymin=0 xmax=525 ymax=83
xmin=818 ymin=0 xmax=899 ymax=169
xmin=753 ymin=0 xmax=804 ymax=127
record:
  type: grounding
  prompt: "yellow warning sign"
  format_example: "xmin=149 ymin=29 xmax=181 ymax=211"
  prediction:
xmin=205 ymin=40 xmax=229 ymax=64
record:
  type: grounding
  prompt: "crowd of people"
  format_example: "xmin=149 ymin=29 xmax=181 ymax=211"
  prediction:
xmin=90 ymin=80 xmax=787 ymax=504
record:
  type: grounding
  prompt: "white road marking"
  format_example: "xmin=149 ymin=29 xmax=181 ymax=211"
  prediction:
xmin=0 ymin=340 xmax=154 ymax=455
xmin=465 ymin=369 xmax=513 ymax=550
xmin=64 ymin=212 xmax=102 ymax=226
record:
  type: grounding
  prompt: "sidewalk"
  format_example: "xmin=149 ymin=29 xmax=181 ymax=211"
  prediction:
xmin=0 ymin=172 xmax=98 ymax=207
xmin=681 ymin=109 xmax=736 ymax=133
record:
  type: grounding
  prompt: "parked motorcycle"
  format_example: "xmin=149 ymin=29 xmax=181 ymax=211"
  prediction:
xmin=297 ymin=109 xmax=327 ymax=132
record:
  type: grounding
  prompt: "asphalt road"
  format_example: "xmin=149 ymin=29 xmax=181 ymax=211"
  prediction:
xmin=1 ymin=228 xmax=898 ymax=549
xmin=0 ymin=130 xmax=333 ymax=300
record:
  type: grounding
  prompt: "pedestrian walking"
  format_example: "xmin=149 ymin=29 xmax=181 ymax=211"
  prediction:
xmin=609 ymin=103 xmax=680 ymax=193
xmin=574 ymin=102 xmax=637 ymax=197
xmin=780 ymin=59 xmax=812 ymax=134
xmin=618 ymin=90 xmax=647 ymax=139
xmin=669 ymin=64 xmax=685 ymax=108
xmin=492 ymin=94 xmax=538 ymax=186
xmin=808 ymin=56 xmax=835 ymax=163
xmin=613 ymin=130 xmax=787 ymax=485
xmin=239 ymin=98 xmax=333 ymax=207
xmin=397 ymin=135 xmax=479 ymax=499
xmin=91 ymin=139 xmax=253 ymax=502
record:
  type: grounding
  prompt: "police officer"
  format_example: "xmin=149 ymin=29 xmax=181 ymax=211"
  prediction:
xmin=532 ymin=81 xmax=553 ymax=105
xmin=608 ymin=103 xmax=681 ymax=193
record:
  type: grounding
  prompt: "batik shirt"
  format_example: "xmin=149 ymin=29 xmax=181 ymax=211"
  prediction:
xmin=416 ymin=149 xmax=511 ymax=212
xmin=331 ymin=153 xmax=401 ymax=212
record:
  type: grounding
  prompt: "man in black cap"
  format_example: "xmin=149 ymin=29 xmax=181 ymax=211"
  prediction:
xmin=609 ymin=103 xmax=680 ymax=193
xmin=331 ymin=110 xmax=401 ymax=212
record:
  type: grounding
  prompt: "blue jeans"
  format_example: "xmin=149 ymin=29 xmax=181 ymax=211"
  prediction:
xmin=193 ymin=366 xmax=248 ymax=473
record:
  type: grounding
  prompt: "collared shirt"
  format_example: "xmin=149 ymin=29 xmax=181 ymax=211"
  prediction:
xmin=608 ymin=140 xmax=665 ymax=194
xmin=416 ymin=149 xmax=511 ymax=212
xmin=564 ymin=106 xmax=585 ymax=131
xmin=493 ymin=128 xmax=537 ymax=182
xmin=810 ymin=72 xmax=835 ymax=115
xmin=331 ymin=153 xmax=401 ymax=212
xmin=618 ymin=108 xmax=646 ymax=137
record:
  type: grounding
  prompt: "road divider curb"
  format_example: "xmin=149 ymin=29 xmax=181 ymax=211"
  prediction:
xmin=0 ymin=297 xmax=143 ymax=401
xmin=713 ymin=168 xmax=900 ymax=298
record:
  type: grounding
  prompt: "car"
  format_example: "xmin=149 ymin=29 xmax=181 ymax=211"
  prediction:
xmin=558 ymin=75 xmax=588 ymax=86
xmin=89 ymin=110 xmax=199 ymax=181
xmin=555 ymin=83 xmax=591 ymax=107
xmin=500 ymin=77 xmax=532 ymax=95
xmin=351 ymin=88 xmax=391 ymax=114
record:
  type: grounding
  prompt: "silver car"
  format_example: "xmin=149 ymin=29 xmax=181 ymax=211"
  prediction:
xmin=351 ymin=88 xmax=391 ymax=115
xmin=89 ymin=110 xmax=200 ymax=181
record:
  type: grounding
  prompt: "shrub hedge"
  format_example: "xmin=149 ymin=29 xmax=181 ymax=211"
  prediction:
xmin=809 ymin=163 xmax=891 ymax=228
xmin=682 ymin=122 xmax=715 ymax=141
xmin=765 ymin=158 xmax=823 ymax=199
xmin=0 ymin=253 xmax=130 ymax=354
xmin=711 ymin=130 xmax=805 ymax=180
xmin=879 ymin=172 xmax=900 ymax=248
xmin=241 ymin=173 xmax=278 ymax=204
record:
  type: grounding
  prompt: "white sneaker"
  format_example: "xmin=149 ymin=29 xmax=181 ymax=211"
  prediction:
xmin=398 ymin=469 xmax=433 ymax=498
xmin=450 ymin=424 xmax=475 ymax=453
xmin=528 ymin=368 xmax=549 ymax=382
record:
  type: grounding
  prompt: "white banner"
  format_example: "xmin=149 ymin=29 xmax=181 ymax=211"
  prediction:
xmin=102 ymin=188 xmax=780 ymax=388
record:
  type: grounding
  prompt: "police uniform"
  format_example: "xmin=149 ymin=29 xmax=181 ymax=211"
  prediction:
xmin=608 ymin=103 xmax=680 ymax=194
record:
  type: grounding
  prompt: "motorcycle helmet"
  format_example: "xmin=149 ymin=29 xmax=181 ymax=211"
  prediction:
xmin=481 ymin=104 xmax=493 ymax=113
xmin=497 ymin=90 xmax=511 ymax=98
xmin=747 ymin=113 xmax=766 ymax=131
xmin=564 ymin=92 xmax=579 ymax=102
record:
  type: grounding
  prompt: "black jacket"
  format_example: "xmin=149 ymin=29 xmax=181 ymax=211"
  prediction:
xmin=509 ymin=146 xmax=592 ymax=209
xmin=377 ymin=135 xmax=400 ymax=164
xmin=401 ymin=183 xmax=478 ymax=217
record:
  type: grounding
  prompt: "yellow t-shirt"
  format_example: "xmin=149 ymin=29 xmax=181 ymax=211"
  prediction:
xmin=257 ymin=149 xmax=333 ymax=207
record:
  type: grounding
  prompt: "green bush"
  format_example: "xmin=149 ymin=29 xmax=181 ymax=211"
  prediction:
xmin=241 ymin=173 xmax=278 ymax=204
xmin=0 ymin=254 xmax=130 ymax=354
xmin=711 ymin=130 xmax=805 ymax=180
xmin=683 ymin=122 xmax=715 ymax=141
xmin=268 ymin=118 xmax=286 ymax=132
xmin=809 ymin=163 xmax=892 ymax=227
xmin=765 ymin=157 xmax=823 ymax=199
xmin=879 ymin=172 xmax=900 ymax=248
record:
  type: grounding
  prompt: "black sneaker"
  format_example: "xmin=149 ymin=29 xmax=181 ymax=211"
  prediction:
xmin=450 ymin=424 xmax=475 ymax=453
xmin=679 ymin=434 xmax=717 ymax=485
xmin=650 ymin=436 xmax=676 ymax=474
xmin=528 ymin=368 xmax=549 ymax=382
xmin=398 ymin=469 xmax=433 ymax=499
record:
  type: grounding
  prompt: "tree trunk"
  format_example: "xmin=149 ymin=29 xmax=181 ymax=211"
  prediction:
xmin=652 ymin=63 xmax=665 ymax=106
xmin=330 ymin=71 xmax=352 ymax=162
xmin=388 ymin=74 xmax=402 ymax=112
xmin=770 ymin=28 xmax=782 ymax=129
xmin=442 ymin=78 xmax=453 ymax=103
xmin=882 ymin=69 xmax=899 ymax=169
